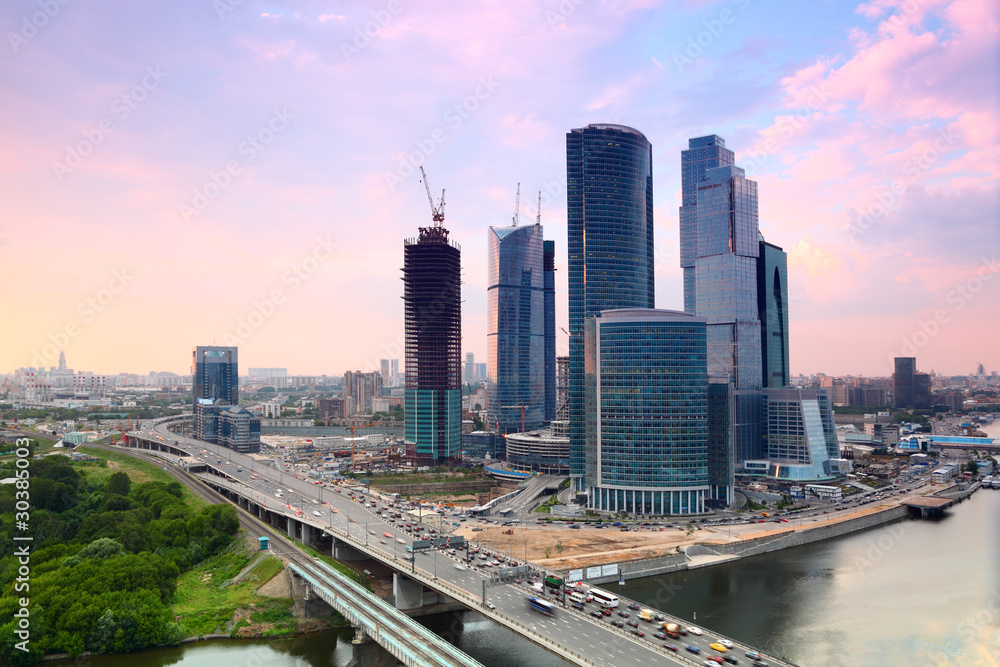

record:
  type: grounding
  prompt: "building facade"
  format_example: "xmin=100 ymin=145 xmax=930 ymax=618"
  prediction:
xmin=894 ymin=357 xmax=916 ymax=408
xmin=487 ymin=222 xmax=546 ymax=433
xmin=584 ymin=309 xmax=710 ymax=516
xmin=544 ymin=239 xmax=556 ymax=423
xmin=762 ymin=387 xmax=840 ymax=480
xmin=567 ymin=124 xmax=655 ymax=490
xmin=758 ymin=238 xmax=790 ymax=388
xmin=403 ymin=225 xmax=462 ymax=464
xmin=193 ymin=346 xmax=238 ymax=406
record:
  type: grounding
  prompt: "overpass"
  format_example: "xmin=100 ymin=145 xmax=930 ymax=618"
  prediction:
xmin=122 ymin=416 xmax=795 ymax=667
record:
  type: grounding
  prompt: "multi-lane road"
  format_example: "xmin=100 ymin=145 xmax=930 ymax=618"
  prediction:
xmin=127 ymin=417 xmax=792 ymax=667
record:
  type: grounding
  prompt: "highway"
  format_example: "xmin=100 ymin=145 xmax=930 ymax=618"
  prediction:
xmin=126 ymin=417 xmax=794 ymax=666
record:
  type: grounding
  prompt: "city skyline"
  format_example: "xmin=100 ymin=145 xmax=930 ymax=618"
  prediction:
xmin=4 ymin=0 xmax=998 ymax=378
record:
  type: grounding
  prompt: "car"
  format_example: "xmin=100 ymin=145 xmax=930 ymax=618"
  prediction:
xmin=627 ymin=620 xmax=639 ymax=628
xmin=591 ymin=611 xmax=603 ymax=619
xmin=686 ymin=645 xmax=701 ymax=654
xmin=723 ymin=656 xmax=739 ymax=664
xmin=611 ymin=620 xmax=624 ymax=628
xmin=631 ymin=630 xmax=644 ymax=637
xmin=628 ymin=603 xmax=641 ymax=610
xmin=706 ymin=658 xmax=724 ymax=665
xmin=718 ymin=639 xmax=734 ymax=648
xmin=664 ymin=644 xmax=678 ymax=652
xmin=687 ymin=626 xmax=703 ymax=636
xmin=653 ymin=631 xmax=667 ymax=640
xmin=601 ymin=608 xmax=612 ymax=616
xmin=486 ymin=601 xmax=495 ymax=610
xmin=745 ymin=652 xmax=761 ymax=659
xmin=710 ymin=642 xmax=729 ymax=652
xmin=751 ymin=662 xmax=769 ymax=667
xmin=618 ymin=611 xmax=630 ymax=618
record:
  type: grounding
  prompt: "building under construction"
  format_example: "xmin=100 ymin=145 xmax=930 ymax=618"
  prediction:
xmin=402 ymin=224 xmax=462 ymax=465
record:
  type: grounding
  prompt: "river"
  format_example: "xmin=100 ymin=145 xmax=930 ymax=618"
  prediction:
xmin=50 ymin=421 xmax=999 ymax=667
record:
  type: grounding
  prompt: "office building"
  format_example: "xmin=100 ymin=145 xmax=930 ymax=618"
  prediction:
xmin=380 ymin=359 xmax=391 ymax=388
xmin=567 ymin=124 xmax=655 ymax=490
xmin=894 ymin=357 xmax=916 ymax=408
xmin=584 ymin=309 xmax=710 ymax=516
xmin=193 ymin=346 xmax=238 ymax=407
xmin=464 ymin=353 xmax=475 ymax=385
xmin=194 ymin=402 xmax=261 ymax=454
xmin=342 ymin=370 xmax=383 ymax=414
xmin=707 ymin=376 xmax=735 ymax=507
xmin=318 ymin=397 xmax=344 ymax=423
xmin=403 ymin=223 xmax=462 ymax=464
xmin=544 ymin=240 xmax=556 ymax=423
xmin=390 ymin=359 xmax=399 ymax=387
xmin=486 ymin=221 xmax=546 ymax=433
xmin=758 ymin=238 xmax=790 ymax=388
xmin=679 ymin=136 xmax=764 ymax=464
xmin=761 ymin=387 xmax=840 ymax=480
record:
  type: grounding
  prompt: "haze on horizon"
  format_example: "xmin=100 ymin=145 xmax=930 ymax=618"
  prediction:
xmin=2 ymin=0 xmax=998 ymax=379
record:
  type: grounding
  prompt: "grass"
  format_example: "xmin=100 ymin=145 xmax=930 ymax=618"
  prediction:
xmin=290 ymin=538 xmax=372 ymax=590
xmin=77 ymin=445 xmax=209 ymax=508
xmin=535 ymin=493 xmax=558 ymax=513
xmin=248 ymin=556 xmax=284 ymax=587
xmin=172 ymin=545 xmax=263 ymax=636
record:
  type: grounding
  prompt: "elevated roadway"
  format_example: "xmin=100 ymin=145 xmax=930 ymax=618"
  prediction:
xmin=122 ymin=417 xmax=795 ymax=667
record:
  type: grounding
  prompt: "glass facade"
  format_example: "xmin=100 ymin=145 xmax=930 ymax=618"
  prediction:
xmin=193 ymin=346 xmax=238 ymax=406
xmin=584 ymin=309 xmax=709 ymax=516
xmin=707 ymin=375 xmax=735 ymax=506
xmin=543 ymin=240 xmax=556 ymax=423
xmin=487 ymin=223 xmax=546 ymax=433
xmin=567 ymin=124 xmax=655 ymax=489
xmin=403 ymin=225 xmax=462 ymax=463
xmin=764 ymin=388 xmax=839 ymax=480
xmin=680 ymin=135 xmax=734 ymax=314
xmin=894 ymin=357 xmax=916 ymax=408
xmin=758 ymin=239 xmax=790 ymax=388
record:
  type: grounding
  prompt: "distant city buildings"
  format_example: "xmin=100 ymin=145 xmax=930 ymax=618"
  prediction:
xmin=192 ymin=346 xmax=259 ymax=453
xmin=342 ymin=370 xmax=383 ymax=414
xmin=894 ymin=357 xmax=931 ymax=408
xmin=567 ymin=123 xmax=655 ymax=492
xmin=247 ymin=367 xmax=287 ymax=380
xmin=403 ymin=220 xmax=462 ymax=465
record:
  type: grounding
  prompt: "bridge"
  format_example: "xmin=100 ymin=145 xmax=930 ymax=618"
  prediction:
xmin=121 ymin=416 xmax=795 ymax=667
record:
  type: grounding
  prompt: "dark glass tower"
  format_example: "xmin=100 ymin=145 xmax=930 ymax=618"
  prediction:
xmin=403 ymin=225 xmax=462 ymax=464
xmin=758 ymin=238 xmax=790 ymax=388
xmin=894 ymin=357 xmax=916 ymax=408
xmin=543 ymin=240 xmax=556 ymax=423
xmin=193 ymin=346 xmax=238 ymax=406
xmin=486 ymin=222 xmax=545 ymax=433
xmin=567 ymin=124 xmax=655 ymax=489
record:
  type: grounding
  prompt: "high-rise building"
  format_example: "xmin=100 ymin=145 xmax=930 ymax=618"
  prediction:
xmin=584 ymin=309 xmax=709 ymax=515
xmin=707 ymin=376 xmax=735 ymax=507
xmin=464 ymin=353 xmax=475 ymax=385
xmin=342 ymin=370 xmax=383 ymax=414
xmin=894 ymin=357 xmax=916 ymax=408
xmin=403 ymin=224 xmax=462 ymax=464
xmin=487 ymin=221 xmax=546 ymax=433
xmin=680 ymin=135 xmax=734 ymax=314
xmin=763 ymin=387 xmax=842 ymax=480
xmin=567 ymin=124 xmax=655 ymax=489
xmin=544 ymin=240 xmax=556 ymax=423
xmin=58 ymin=350 xmax=67 ymax=371
xmin=193 ymin=346 xmax=238 ymax=406
xmin=758 ymin=238 xmax=790 ymax=388
xmin=679 ymin=136 xmax=765 ymax=464
xmin=380 ymin=359 xmax=391 ymax=388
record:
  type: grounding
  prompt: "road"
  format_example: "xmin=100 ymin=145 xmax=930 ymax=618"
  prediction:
xmin=125 ymin=417 xmax=794 ymax=666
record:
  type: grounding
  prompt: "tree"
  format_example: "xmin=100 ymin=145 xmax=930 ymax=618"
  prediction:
xmin=686 ymin=521 xmax=694 ymax=537
xmin=966 ymin=460 xmax=979 ymax=475
xmin=107 ymin=471 xmax=131 ymax=497
xmin=544 ymin=546 xmax=553 ymax=558
xmin=78 ymin=537 xmax=125 ymax=560
xmin=555 ymin=541 xmax=565 ymax=556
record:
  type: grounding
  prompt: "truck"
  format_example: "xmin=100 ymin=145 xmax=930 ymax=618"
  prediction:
xmin=544 ymin=575 xmax=564 ymax=590
xmin=662 ymin=622 xmax=681 ymax=638
xmin=639 ymin=609 xmax=655 ymax=622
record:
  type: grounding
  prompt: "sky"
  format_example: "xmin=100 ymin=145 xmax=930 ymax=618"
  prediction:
xmin=2 ymin=0 xmax=998 ymax=379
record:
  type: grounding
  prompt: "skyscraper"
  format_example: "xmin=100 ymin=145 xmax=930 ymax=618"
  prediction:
xmin=464 ymin=353 xmax=475 ymax=385
xmin=763 ymin=387 xmax=841 ymax=480
xmin=758 ymin=237 xmax=790 ymax=388
xmin=585 ymin=309 xmax=710 ymax=515
xmin=487 ymin=221 xmax=546 ymax=433
xmin=193 ymin=346 xmax=238 ymax=406
xmin=543 ymin=240 xmax=556 ymax=423
xmin=680 ymin=136 xmax=765 ymax=463
xmin=894 ymin=357 xmax=916 ymax=408
xmin=403 ymin=224 xmax=462 ymax=464
xmin=380 ymin=359 xmax=391 ymax=388
xmin=567 ymin=123 xmax=654 ymax=489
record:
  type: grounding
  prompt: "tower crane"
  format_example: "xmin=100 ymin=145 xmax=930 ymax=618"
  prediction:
xmin=419 ymin=166 xmax=445 ymax=226
xmin=499 ymin=404 xmax=527 ymax=435
xmin=536 ymin=190 xmax=541 ymax=224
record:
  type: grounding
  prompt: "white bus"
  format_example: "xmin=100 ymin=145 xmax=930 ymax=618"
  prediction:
xmin=498 ymin=508 xmax=514 ymax=517
xmin=588 ymin=588 xmax=619 ymax=608
xmin=568 ymin=591 xmax=587 ymax=604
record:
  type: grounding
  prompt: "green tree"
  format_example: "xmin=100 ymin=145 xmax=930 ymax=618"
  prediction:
xmin=107 ymin=471 xmax=131 ymax=497
xmin=555 ymin=541 xmax=565 ymax=556
xmin=78 ymin=538 xmax=124 ymax=560
xmin=966 ymin=460 xmax=979 ymax=475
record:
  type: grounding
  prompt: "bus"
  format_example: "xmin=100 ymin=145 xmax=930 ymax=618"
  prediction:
xmin=568 ymin=591 xmax=587 ymax=604
xmin=526 ymin=596 xmax=556 ymax=617
xmin=587 ymin=588 xmax=619 ymax=608
xmin=498 ymin=508 xmax=514 ymax=517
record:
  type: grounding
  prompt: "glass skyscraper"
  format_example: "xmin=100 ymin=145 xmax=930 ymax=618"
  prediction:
xmin=567 ymin=124 xmax=654 ymax=489
xmin=680 ymin=136 xmax=765 ymax=463
xmin=758 ymin=238 xmax=790 ymax=388
xmin=403 ymin=225 xmax=462 ymax=464
xmin=543 ymin=240 xmax=556 ymax=423
xmin=193 ymin=346 xmax=238 ymax=406
xmin=584 ymin=309 xmax=710 ymax=516
xmin=763 ymin=387 xmax=840 ymax=480
xmin=487 ymin=222 xmax=546 ymax=433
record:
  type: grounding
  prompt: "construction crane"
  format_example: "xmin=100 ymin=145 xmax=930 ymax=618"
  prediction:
xmin=536 ymin=190 xmax=541 ymax=225
xmin=499 ymin=405 xmax=527 ymax=435
xmin=347 ymin=422 xmax=379 ymax=470
xmin=512 ymin=183 xmax=520 ymax=226
xmin=419 ymin=166 xmax=445 ymax=226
